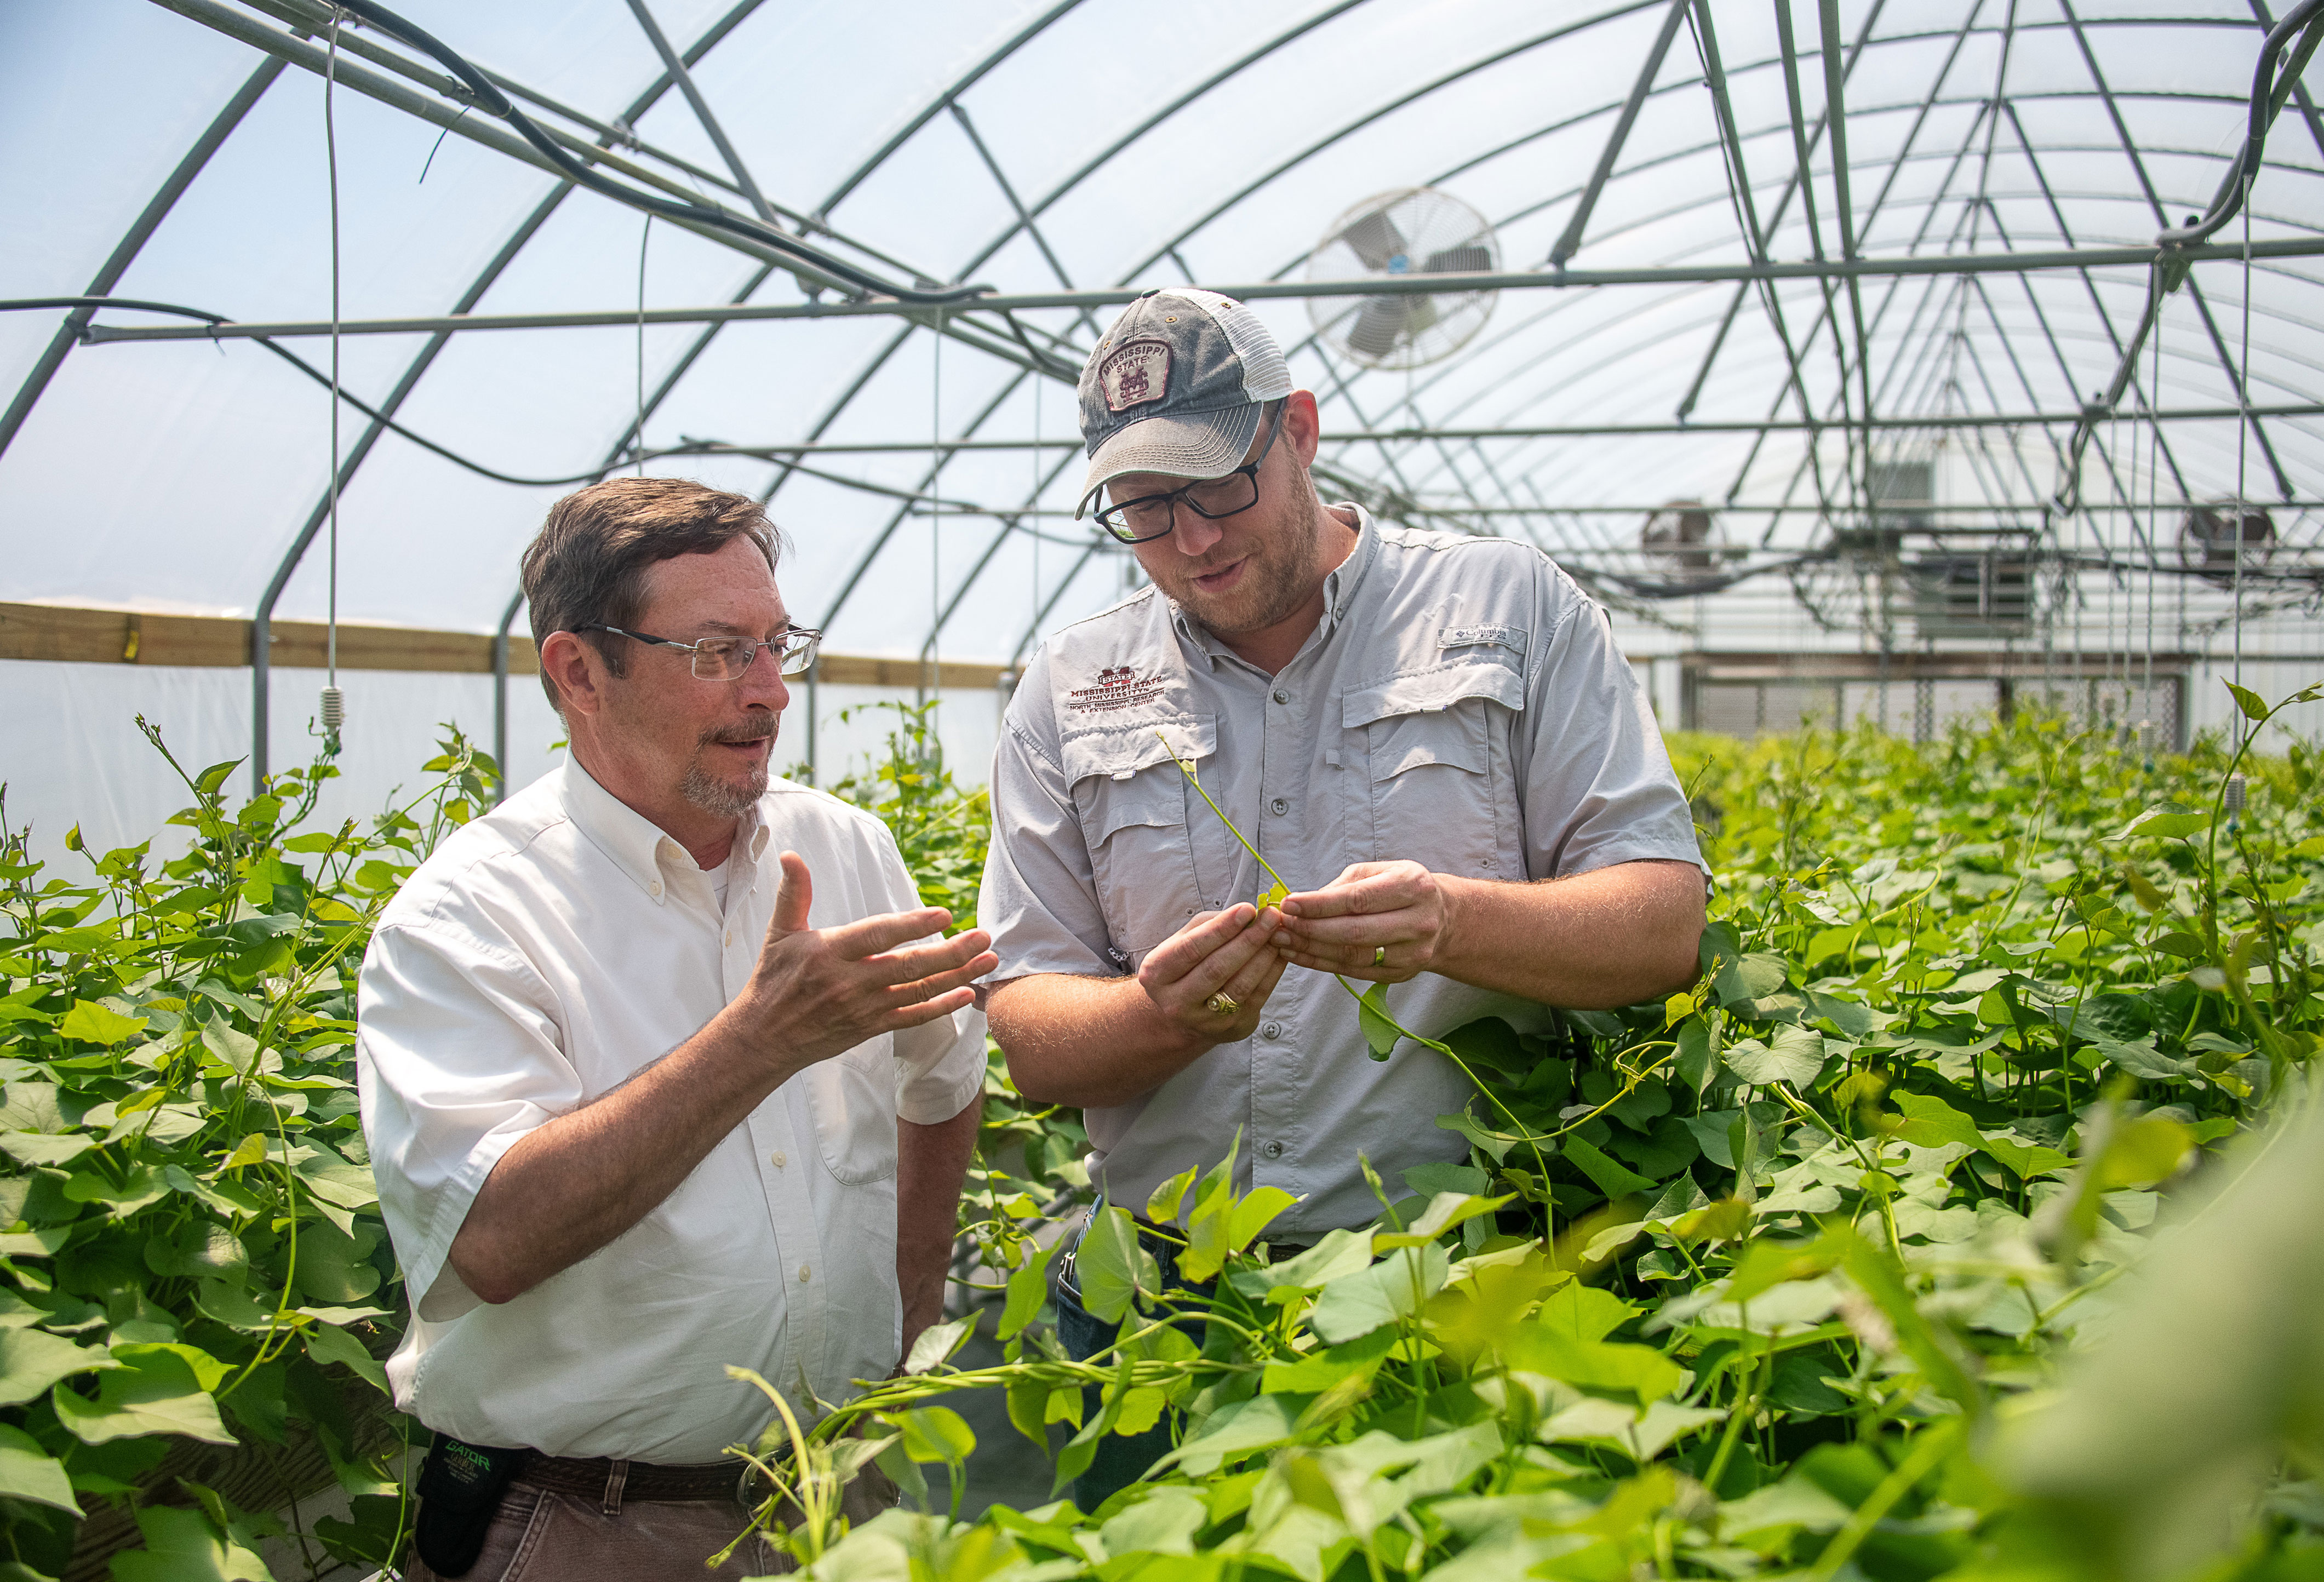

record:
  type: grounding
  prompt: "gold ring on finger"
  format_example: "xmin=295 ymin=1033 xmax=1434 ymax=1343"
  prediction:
xmin=1204 ymin=991 xmax=1239 ymax=1017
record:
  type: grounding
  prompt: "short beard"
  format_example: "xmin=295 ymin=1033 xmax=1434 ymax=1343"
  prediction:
xmin=681 ymin=723 xmax=774 ymax=817
xmin=1173 ymin=490 xmax=1330 ymax=636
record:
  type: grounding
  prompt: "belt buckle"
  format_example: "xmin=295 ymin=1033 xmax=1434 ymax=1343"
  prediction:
xmin=736 ymin=1459 xmax=771 ymax=1511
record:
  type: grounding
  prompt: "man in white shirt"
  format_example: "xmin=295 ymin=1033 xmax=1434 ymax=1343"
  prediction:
xmin=358 ymin=478 xmax=996 ymax=1578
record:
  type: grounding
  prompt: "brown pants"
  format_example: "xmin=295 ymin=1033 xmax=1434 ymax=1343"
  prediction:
xmin=403 ymin=1465 xmax=897 ymax=1581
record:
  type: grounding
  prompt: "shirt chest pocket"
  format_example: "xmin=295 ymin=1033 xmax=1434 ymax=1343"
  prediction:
xmin=1343 ymin=662 xmax=1523 ymax=876
xmin=802 ymin=1038 xmax=900 ymax=1185
xmin=1065 ymin=717 xmax=1214 ymax=962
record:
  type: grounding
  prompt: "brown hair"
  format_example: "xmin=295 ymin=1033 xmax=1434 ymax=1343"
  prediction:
xmin=521 ymin=477 xmax=779 ymax=711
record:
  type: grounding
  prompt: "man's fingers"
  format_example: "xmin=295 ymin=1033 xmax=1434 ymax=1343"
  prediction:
xmin=822 ymin=906 xmax=959 ymax=961
xmin=769 ymin=850 xmax=814 ymax=935
xmin=1140 ymin=904 xmax=1255 ymax=984
xmin=857 ymin=931 xmax=993 ymax=986
xmin=1281 ymin=878 xmax=1393 ymax=920
xmin=1280 ymin=862 xmax=1422 ymax=919
xmin=885 ymin=952 xmax=999 ymax=1006
xmin=1222 ymin=938 xmax=1287 ymax=1005
xmin=1273 ymin=911 xmax=1412 ymax=947
xmin=1280 ymin=945 xmax=1371 ymax=977
xmin=1182 ymin=920 xmax=1275 ymax=1000
xmin=877 ymin=985 xmax=980 ymax=1030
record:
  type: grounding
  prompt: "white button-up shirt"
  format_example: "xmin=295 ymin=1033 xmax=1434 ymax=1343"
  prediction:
xmin=981 ymin=509 xmax=1704 ymax=1235
xmin=357 ymin=760 xmax=983 ymax=1463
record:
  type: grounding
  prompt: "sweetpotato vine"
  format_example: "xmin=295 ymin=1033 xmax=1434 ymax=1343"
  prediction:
xmin=0 ymin=726 xmax=491 ymax=1580
xmin=3 ymin=685 xmax=2319 ymax=1581
xmin=752 ymin=683 xmax=2324 ymax=1581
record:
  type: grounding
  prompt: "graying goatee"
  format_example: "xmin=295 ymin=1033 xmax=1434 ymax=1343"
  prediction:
xmin=682 ymin=722 xmax=774 ymax=816
xmin=680 ymin=759 xmax=767 ymax=817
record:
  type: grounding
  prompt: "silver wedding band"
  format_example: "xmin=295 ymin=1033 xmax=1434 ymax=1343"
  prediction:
xmin=1205 ymin=991 xmax=1239 ymax=1016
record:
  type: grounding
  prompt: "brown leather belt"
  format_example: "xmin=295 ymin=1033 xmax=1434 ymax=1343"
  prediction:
xmin=513 ymin=1452 xmax=742 ymax=1504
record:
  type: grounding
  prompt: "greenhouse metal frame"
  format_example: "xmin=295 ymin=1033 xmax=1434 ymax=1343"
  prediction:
xmin=3 ymin=0 xmax=2321 ymax=834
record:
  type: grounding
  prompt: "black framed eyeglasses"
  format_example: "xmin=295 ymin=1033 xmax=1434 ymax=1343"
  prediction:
xmin=1094 ymin=400 xmax=1287 ymax=544
xmin=579 ymin=623 xmax=821 ymax=680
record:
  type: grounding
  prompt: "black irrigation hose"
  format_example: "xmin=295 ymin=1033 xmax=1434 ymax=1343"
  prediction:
xmin=2156 ymin=0 xmax=2324 ymax=251
xmin=329 ymin=0 xmax=992 ymax=308
xmin=0 ymin=295 xmax=1102 ymax=548
xmin=13 ymin=300 xmax=2311 ymax=595
xmin=1584 ymin=548 xmax=1840 ymax=600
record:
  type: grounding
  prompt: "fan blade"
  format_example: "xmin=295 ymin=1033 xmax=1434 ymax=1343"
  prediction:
xmin=1420 ymin=243 xmax=1492 ymax=275
xmin=1346 ymin=296 xmax=1410 ymax=359
xmin=1336 ymin=208 xmax=1409 ymax=272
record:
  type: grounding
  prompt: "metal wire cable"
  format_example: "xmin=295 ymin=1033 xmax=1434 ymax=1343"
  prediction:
xmin=0 ymin=297 xmax=1123 ymax=541
xmin=8 ymin=280 xmax=2309 ymax=604
xmin=2146 ymin=278 xmax=2160 ymax=749
xmin=1031 ymin=357 xmax=1041 ymax=657
xmin=928 ymin=314 xmax=943 ymax=702
xmin=2235 ymin=191 xmax=2253 ymax=704
xmin=322 ymin=10 xmax=345 ymax=752
xmin=636 ymin=214 xmax=651 ymax=475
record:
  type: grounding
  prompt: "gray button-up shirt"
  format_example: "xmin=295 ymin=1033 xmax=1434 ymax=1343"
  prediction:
xmin=980 ymin=508 xmax=1705 ymax=1235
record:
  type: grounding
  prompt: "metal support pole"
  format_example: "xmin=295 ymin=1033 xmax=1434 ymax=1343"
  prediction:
xmin=622 ymin=0 xmax=781 ymax=224
xmin=1550 ymin=0 xmax=1692 ymax=266
xmin=491 ymin=587 xmax=524 ymax=803
xmin=90 ymin=238 xmax=2324 ymax=348
xmin=0 ymin=58 xmax=284 ymax=461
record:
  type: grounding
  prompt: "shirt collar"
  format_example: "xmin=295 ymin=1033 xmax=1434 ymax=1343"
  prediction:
xmin=1319 ymin=502 xmax=1379 ymax=633
xmin=556 ymin=756 xmax=764 ymax=906
xmin=1168 ymin=501 xmax=1378 ymax=666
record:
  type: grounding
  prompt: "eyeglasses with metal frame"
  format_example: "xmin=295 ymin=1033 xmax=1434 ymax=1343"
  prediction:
xmin=577 ymin=623 xmax=822 ymax=680
xmin=1093 ymin=400 xmax=1287 ymax=544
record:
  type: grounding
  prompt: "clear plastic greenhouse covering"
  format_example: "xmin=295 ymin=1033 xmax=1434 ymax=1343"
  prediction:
xmin=3 ymin=0 xmax=2320 ymax=865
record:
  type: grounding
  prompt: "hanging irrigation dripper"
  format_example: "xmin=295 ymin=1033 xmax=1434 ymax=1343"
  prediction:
xmin=320 ymin=685 xmax=345 ymax=756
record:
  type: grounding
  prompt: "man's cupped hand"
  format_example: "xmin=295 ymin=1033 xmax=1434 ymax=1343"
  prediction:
xmin=741 ymin=851 xmax=996 ymax=1067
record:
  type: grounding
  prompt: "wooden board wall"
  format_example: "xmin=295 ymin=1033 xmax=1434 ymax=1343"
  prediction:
xmin=0 ymin=603 xmax=1009 ymax=688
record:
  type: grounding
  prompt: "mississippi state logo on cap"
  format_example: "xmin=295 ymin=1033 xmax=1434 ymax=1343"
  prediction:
xmin=1098 ymin=339 xmax=1172 ymax=412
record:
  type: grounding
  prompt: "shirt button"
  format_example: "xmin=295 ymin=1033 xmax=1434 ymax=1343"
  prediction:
xmin=648 ymin=880 xmax=662 ymax=897
xmin=798 ymin=1264 xmax=811 ymax=1283
xmin=1272 ymin=689 xmax=1289 ymax=704
xmin=1269 ymin=798 xmax=1289 ymax=816
xmin=724 ymin=930 xmax=733 ymax=945
xmin=769 ymin=1150 xmax=787 ymax=1168
xmin=1261 ymin=1021 xmax=1282 ymax=1039
xmin=1263 ymin=1140 xmax=1285 ymax=1159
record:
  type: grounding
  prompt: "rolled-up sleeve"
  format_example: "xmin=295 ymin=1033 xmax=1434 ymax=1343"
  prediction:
xmin=1517 ymin=568 xmax=1709 ymax=881
xmin=977 ymin=717 xmax=1117 ymax=981
xmin=356 ymin=924 xmax=573 ymax=1323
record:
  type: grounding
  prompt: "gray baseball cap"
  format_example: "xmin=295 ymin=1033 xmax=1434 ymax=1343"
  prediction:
xmin=1074 ymin=288 xmax=1295 ymax=519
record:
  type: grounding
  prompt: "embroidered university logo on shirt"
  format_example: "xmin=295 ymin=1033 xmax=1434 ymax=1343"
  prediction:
xmin=1067 ymin=665 xmax=1168 ymax=713
xmin=1098 ymin=340 xmax=1171 ymax=412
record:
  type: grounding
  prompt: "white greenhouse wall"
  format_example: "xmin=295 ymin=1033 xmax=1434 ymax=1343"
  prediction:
xmin=0 ymin=661 xmax=1005 ymax=873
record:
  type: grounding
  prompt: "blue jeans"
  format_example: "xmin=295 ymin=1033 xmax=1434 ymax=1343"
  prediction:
xmin=1050 ymin=1212 xmax=1213 ymax=1516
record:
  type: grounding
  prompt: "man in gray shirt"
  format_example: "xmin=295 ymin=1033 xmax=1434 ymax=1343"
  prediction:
xmin=978 ymin=288 xmax=1707 ymax=1503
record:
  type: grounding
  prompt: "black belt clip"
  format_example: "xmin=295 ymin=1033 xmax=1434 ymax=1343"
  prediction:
xmin=415 ymin=1431 xmax=530 ymax=1578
